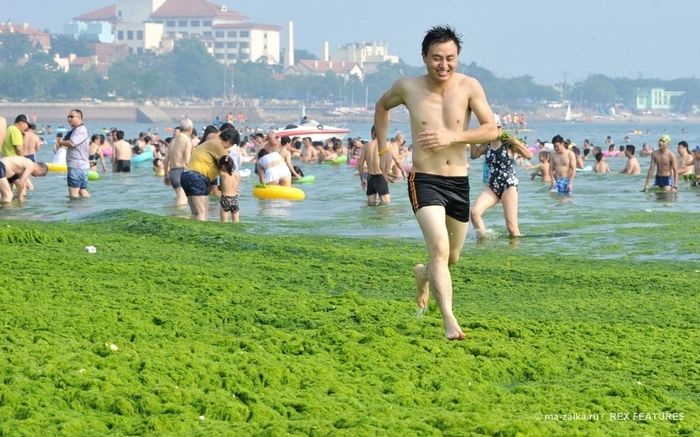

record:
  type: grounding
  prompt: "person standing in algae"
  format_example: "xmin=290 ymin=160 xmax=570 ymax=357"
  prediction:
xmin=374 ymin=25 xmax=498 ymax=340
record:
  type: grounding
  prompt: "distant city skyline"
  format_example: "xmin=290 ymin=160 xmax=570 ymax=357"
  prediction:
xmin=7 ymin=0 xmax=700 ymax=85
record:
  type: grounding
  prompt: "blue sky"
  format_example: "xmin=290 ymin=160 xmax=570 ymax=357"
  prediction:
xmin=8 ymin=0 xmax=700 ymax=85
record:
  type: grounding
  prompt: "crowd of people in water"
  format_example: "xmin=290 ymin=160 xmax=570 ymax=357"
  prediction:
xmin=1 ymin=112 xmax=699 ymax=225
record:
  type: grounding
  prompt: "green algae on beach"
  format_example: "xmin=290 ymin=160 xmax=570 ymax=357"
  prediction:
xmin=1 ymin=210 xmax=698 ymax=435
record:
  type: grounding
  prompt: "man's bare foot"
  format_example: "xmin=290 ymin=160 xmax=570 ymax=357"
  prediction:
xmin=414 ymin=264 xmax=429 ymax=308
xmin=446 ymin=329 xmax=466 ymax=341
xmin=445 ymin=317 xmax=466 ymax=341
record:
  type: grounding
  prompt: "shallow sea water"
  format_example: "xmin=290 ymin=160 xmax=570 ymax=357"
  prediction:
xmin=2 ymin=120 xmax=699 ymax=260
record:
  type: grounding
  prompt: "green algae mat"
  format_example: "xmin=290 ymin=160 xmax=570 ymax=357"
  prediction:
xmin=1 ymin=210 xmax=699 ymax=436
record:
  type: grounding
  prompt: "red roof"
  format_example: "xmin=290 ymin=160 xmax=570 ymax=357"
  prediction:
xmin=0 ymin=22 xmax=51 ymax=50
xmin=152 ymin=0 xmax=248 ymax=20
xmin=74 ymin=1 xmax=247 ymax=22
xmin=74 ymin=5 xmax=117 ymax=22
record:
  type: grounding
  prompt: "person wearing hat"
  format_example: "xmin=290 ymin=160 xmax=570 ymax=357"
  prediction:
xmin=643 ymin=135 xmax=678 ymax=191
xmin=1 ymin=114 xmax=31 ymax=158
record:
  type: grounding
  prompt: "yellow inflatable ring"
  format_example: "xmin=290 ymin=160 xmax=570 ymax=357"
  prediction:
xmin=46 ymin=162 xmax=68 ymax=172
xmin=252 ymin=185 xmax=305 ymax=200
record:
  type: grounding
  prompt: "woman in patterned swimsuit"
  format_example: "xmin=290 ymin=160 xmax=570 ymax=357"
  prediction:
xmin=469 ymin=121 xmax=533 ymax=238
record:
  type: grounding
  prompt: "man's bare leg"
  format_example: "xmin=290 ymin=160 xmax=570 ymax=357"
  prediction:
xmin=175 ymin=187 xmax=187 ymax=207
xmin=415 ymin=206 xmax=468 ymax=340
xmin=414 ymin=263 xmax=429 ymax=308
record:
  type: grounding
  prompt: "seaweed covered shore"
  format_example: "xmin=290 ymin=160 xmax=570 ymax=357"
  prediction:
xmin=1 ymin=210 xmax=698 ymax=435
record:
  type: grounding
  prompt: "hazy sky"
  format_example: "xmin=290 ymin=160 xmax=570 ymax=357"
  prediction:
xmin=7 ymin=0 xmax=700 ymax=85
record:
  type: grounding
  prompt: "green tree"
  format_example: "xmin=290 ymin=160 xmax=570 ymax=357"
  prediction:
xmin=161 ymin=37 xmax=225 ymax=99
xmin=580 ymin=75 xmax=618 ymax=106
xmin=50 ymin=35 xmax=94 ymax=57
xmin=0 ymin=33 xmax=34 ymax=65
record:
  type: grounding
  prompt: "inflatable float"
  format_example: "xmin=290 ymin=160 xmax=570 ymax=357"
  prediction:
xmin=292 ymin=175 xmax=316 ymax=184
xmin=323 ymin=155 xmax=348 ymax=165
xmin=88 ymin=171 xmax=100 ymax=181
xmin=131 ymin=150 xmax=154 ymax=164
xmin=46 ymin=162 xmax=67 ymax=172
xmin=239 ymin=168 xmax=252 ymax=178
xmin=252 ymin=185 xmax=305 ymax=200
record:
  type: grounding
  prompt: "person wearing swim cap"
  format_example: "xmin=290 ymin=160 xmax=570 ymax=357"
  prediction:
xmin=643 ymin=134 xmax=678 ymax=191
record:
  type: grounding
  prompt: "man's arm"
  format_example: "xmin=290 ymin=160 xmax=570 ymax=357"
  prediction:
xmin=356 ymin=145 xmax=367 ymax=188
xmin=644 ymin=155 xmax=656 ymax=189
xmin=14 ymin=165 xmax=34 ymax=201
xmin=374 ymin=79 xmax=407 ymax=154
xmin=548 ymin=160 xmax=556 ymax=190
xmin=568 ymin=151 xmax=577 ymax=186
xmin=671 ymin=154 xmax=679 ymax=189
xmin=620 ymin=160 xmax=630 ymax=174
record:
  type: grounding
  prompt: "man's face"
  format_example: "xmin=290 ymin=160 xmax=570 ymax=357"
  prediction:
xmin=422 ymin=41 xmax=459 ymax=83
xmin=67 ymin=111 xmax=81 ymax=127
xmin=267 ymin=133 xmax=279 ymax=147
xmin=658 ymin=140 xmax=668 ymax=150
xmin=553 ymin=142 xmax=565 ymax=154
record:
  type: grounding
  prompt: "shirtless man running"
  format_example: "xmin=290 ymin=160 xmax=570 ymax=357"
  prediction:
xmin=547 ymin=135 xmax=577 ymax=194
xmin=644 ymin=135 xmax=678 ymax=191
xmin=164 ymin=119 xmax=194 ymax=206
xmin=374 ymin=25 xmax=498 ymax=340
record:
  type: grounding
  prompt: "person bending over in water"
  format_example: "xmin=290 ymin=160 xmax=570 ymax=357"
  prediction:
xmin=0 ymin=156 xmax=48 ymax=202
xmin=374 ymin=25 xmax=498 ymax=340
xmin=470 ymin=118 xmax=532 ymax=238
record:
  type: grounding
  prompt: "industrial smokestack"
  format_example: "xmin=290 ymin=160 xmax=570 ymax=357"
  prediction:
xmin=285 ymin=21 xmax=294 ymax=69
xmin=323 ymin=41 xmax=329 ymax=61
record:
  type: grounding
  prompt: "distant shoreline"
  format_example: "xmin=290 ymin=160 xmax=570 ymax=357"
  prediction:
xmin=1 ymin=102 xmax=698 ymax=126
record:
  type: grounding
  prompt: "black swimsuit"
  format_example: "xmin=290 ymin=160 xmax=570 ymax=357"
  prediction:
xmin=485 ymin=143 xmax=518 ymax=198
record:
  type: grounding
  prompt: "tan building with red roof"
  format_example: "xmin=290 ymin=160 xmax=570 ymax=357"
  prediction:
xmin=0 ymin=21 xmax=51 ymax=53
xmin=73 ymin=0 xmax=280 ymax=64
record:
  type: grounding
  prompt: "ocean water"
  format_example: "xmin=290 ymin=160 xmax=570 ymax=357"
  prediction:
xmin=3 ymin=120 xmax=699 ymax=257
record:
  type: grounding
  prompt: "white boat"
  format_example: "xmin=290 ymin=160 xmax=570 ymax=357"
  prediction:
xmin=271 ymin=120 xmax=350 ymax=142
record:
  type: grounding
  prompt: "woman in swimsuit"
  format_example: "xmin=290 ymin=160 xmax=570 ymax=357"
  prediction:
xmin=469 ymin=120 xmax=533 ymax=238
xmin=88 ymin=134 xmax=108 ymax=173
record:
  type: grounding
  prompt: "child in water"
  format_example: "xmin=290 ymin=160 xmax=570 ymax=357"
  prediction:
xmin=152 ymin=158 xmax=165 ymax=176
xmin=218 ymin=155 xmax=241 ymax=223
xmin=529 ymin=151 xmax=551 ymax=182
xmin=593 ymin=152 xmax=612 ymax=173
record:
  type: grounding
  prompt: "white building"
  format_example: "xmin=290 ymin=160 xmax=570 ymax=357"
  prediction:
xmin=331 ymin=41 xmax=399 ymax=73
xmin=74 ymin=0 xmax=281 ymax=64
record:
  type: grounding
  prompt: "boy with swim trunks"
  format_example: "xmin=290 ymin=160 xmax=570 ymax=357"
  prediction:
xmin=644 ymin=135 xmax=678 ymax=191
xmin=548 ymin=135 xmax=576 ymax=194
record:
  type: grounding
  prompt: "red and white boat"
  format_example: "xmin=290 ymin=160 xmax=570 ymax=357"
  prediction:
xmin=271 ymin=120 xmax=350 ymax=142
